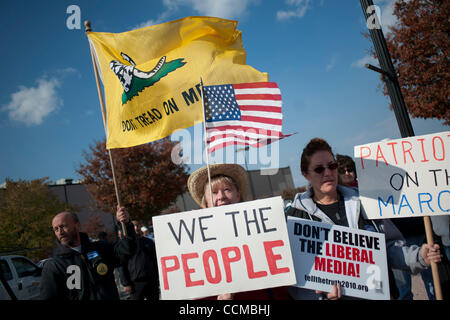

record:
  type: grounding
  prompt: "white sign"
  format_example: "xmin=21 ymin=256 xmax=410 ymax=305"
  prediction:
xmin=152 ymin=197 xmax=296 ymax=300
xmin=354 ymin=131 xmax=450 ymax=219
xmin=287 ymin=216 xmax=390 ymax=300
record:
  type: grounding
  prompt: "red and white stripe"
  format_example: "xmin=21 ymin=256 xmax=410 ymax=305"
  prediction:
xmin=205 ymin=82 xmax=286 ymax=153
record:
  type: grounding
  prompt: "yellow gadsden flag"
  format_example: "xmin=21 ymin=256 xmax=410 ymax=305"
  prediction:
xmin=87 ymin=16 xmax=268 ymax=149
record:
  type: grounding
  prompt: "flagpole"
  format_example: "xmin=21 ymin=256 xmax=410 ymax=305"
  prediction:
xmin=199 ymin=78 xmax=214 ymax=207
xmin=84 ymin=20 xmax=127 ymax=236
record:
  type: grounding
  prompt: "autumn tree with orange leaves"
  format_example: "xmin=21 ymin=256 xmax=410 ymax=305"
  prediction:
xmin=378 ymin=0 xmax=449 ymax=124
xmin=77 ymin=138 xmax=189 ymax=222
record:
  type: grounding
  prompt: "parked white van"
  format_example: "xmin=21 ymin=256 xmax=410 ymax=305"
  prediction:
xmin=0 ymin=255 xmax=42 ymax=300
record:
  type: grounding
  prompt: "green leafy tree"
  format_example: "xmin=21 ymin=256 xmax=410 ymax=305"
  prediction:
xmin=0 ymin=178 xmax=76 ymax=261
xmin=77 ymin=138 xmax=189 ymax=222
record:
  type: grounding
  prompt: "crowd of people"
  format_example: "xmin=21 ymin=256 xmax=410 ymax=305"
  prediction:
xmin=39 ymin=137 xmax=448 ymax=300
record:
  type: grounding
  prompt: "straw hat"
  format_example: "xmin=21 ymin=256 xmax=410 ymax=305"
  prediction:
xmin=187 ymin=163 xmax=249 ymax=207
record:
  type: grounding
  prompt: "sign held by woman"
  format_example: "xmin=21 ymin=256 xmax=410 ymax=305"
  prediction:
xmin=152 ymin=197 xmax=296 ymax=300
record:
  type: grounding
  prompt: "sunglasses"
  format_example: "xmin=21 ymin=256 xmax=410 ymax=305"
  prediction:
xmin=311 ymin=162 xmax=338 ymax=174
xmin=338 ymin=167 xmax=354 ymax=174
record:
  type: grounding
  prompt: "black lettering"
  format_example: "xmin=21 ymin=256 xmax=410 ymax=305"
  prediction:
xmin=198 ymin=215 xmax=216 ymax=242
xmin=294 ymin=223 xmax=302 ymax=236
xmin=333 ymin=229 xmax=341 ymax=243
xmin=135 ymin=116 xmax=144 ymax=127
xmin=303 ymin=224 xmax=311 ymax=238
xmin=299 ymin=238 xmax=307 ymax=252
xmin=390 ymin=173 xmax=404 ymax=191
xmin=225 ymin=211 xmax=240 ymax=237
xmin=429 ymin=169 xmax=442 ymax=187
xmin=167 ymin=219 xmax=196 ymax=245
xmin=259 ymin=207 xmax=276 ymax=233
xmin=405 ymin=171 xmax=419 ymax=188
xmin=311 ymin=226 xmax=321 ymax=239
xmin=182 ymin=88 xmax=199 ymax=106
xmin=151 ymin=108 xmax=162 ymax=119
xmin=244 ymin=209 xmax=261 ymax=236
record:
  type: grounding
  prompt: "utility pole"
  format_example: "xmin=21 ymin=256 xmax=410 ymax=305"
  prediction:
xmin=359 ymin=0 xmax=442 ymax=300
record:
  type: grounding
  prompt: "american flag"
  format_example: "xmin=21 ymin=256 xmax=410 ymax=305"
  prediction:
xmin=203 ymin=82 xmax=290 ymax=153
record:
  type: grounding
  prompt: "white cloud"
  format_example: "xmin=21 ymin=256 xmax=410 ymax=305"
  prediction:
xmin=351 ymin=55 xmax=379 ymax=68
xmin=326 ymin=55 xmax=338 ymax=72
xmin=1 ymin=77 xmax=62 ymax=126
xmin=277 ymin=0 xmax=311 ymax=21
xmin=187 ymin=0 xmax=253 ymax=19
xmin=133 ymin=0 xmax=255 ymax=29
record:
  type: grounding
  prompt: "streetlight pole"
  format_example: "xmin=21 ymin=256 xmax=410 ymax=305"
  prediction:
xmin=359 ymin=0 xmax=442 ymax=299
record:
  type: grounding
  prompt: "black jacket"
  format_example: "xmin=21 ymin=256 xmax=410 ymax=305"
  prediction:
xmin=118 ymin=236 xmax=159 ymax=286
xmin=40 ymin=224 xmax=136 ymax=300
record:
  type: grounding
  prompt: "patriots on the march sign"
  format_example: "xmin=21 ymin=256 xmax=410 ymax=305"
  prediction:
xmin=203 ymin=82 xmax=291 ymax=153
xmin=354 ymin=131 xmax=450 ymax=219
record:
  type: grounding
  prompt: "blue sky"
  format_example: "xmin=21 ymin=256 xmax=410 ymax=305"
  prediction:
xmin=0 ymin=0 xmax=448 ymax=189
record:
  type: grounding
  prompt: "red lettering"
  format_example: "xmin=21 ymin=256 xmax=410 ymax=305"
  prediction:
xmin=402 ymin=141 xmax=415 ymax=164
xmin=243 ymin=245 xmax=267 ymax=279
xmin=432 ymin=136 xmax=445 ymax=161
xmin=387 ymin=142 xmax=399 ymax=165
xmin=315 ymin=256 xmax=326 ymax=271
xmin=161 ymin=256 xmax=180 ymax=290
xmin=361 ymin=249 xmax=369 ymax=263
xmin=347 ymin=262 xmax=356 ymax=277
xmin=182 ymin=253 xmax=204 ymax=287
xmin=203 ymin=249 xmax=221 ymax=284
xmin=369 ymin=250 xmax=375 ymax=264
xmin=336 ymin=244 xmax=344 ymax=259
xmin=325 ymin=242 xmax=333 ymax=257
xmin=417 ymin=138 xmax=429 ymax=162
xmin=334 ymin=259 xmax=342 ymax=274
xmin=352 ymin=247 xmax=360 ymax=261
xmin=264 ymin=240 xmax=290 ymax=275
xmin=345 ymin=246 xmax=352 ymax=260
xmin=327 ymin=258 xmax=333 ymax=273
xmin=221 ymin=246 xmax=241 ymax=283
xmin=376 ymin=145 xmax=389 ymax=167
xmin=360 ymin=146 xmax=371 ymax=169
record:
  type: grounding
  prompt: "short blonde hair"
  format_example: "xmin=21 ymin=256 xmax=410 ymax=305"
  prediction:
xmin=200 ymin=175 xmax=242 ymax=208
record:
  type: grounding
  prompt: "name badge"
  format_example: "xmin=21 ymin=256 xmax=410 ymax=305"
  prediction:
xmin=86 ymin=251 xmax=99 ymax=260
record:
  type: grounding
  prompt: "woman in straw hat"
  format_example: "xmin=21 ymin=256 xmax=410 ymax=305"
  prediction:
xmin=187 ymin=163 xmax=291 ymax=300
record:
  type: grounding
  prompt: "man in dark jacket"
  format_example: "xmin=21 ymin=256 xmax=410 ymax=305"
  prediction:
xmin=40 ymin=209 xmax=136 ymax=300
xmin=118 ymin=218 xmax=159 ymax=300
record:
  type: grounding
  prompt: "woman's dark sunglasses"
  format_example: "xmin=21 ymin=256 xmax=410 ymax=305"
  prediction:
xmin=338 ymin=167 xmax=354 ymax=174
xmin=311 ymin=162 xmax=338 ymax=174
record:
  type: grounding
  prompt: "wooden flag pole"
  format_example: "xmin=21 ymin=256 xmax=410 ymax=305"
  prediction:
xmin=84 ymin=20 xmax=127 ymax=236
xmin=199 ymin=77 xmax=214 ymax=207
xmin=424 ymin=216 xmax=443 ymax=299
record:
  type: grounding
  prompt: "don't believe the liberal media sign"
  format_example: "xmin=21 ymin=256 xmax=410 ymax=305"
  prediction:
xmin=287 ymin=216 xmax=390 ymax=300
